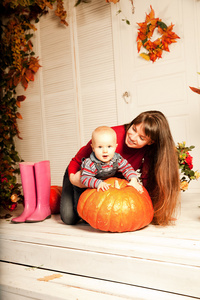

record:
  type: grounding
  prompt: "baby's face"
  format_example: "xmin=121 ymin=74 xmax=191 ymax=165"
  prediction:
xmin=92 ymin=132 xmax=117 ymax=163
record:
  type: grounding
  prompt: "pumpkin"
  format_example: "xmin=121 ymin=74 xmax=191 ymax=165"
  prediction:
xmin=77 ymin=177 xmax=154 ymax=232
xmin=49 ymin=186 xmax=62 ymax=214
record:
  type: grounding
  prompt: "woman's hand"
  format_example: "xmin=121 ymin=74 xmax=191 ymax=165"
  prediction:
xmin=69 ymin=171 xmax=86 ymax=188
xmin=127 ymin=177 xmax=143 ymax=193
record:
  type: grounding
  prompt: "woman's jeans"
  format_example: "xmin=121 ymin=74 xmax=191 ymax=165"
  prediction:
xmin=60 ymin=167 xmax=86 ymax=225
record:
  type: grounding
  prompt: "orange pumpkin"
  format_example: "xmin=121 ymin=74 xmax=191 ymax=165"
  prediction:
xmin=50 ymin=186 xmax=62 ymax=214
xmin=77 ymin=177 xmax=154 ymax=232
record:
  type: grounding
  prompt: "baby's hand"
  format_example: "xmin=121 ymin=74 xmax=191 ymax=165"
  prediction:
xmin=97 ymin=182 xmax=111 ymax=192
xmin=127 ymin=177 xmax=143 ymax=194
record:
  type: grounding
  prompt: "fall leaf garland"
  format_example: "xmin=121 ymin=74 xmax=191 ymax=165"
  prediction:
xmin=0 ymin=0 xmax=68 ymax=210
xmin=137 ymin=6 xmax=180 ymax=62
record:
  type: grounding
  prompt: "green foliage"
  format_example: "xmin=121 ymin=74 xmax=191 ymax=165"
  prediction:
xmin=157 ymin=21 xmax=168 ymax=30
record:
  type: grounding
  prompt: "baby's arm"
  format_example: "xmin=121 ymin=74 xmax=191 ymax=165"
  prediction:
xmin=81 ymin=159 xmax=103 ymax=189
xmin=97 ymin=181 xmax=111 ymax=192
xmin=81 ymin=159 xmax=111 ymax=191
xmin=117 ymin=155 xmax=143 ymax=193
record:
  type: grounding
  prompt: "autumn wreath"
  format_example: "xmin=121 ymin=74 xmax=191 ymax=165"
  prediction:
xmin=137 ymin=6 xmax=180 ymax=62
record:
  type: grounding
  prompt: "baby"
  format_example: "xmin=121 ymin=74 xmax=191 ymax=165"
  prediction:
xmin=81 ymin=126 xmax=143 ymax=193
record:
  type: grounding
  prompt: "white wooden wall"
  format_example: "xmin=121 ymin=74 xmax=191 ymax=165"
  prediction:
xmin=15 ymin=0 xmax=200 ymax=191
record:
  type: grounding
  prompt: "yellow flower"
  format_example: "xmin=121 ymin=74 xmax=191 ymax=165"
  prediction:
xmin=10 ymin=194 xmax=18 ymax=203
xmin=180 ymin=181 xmax=188 ymax=191
xmin=178 ymin=141 xmax=186 ymax=148
xmin=195 ymin=171 xmax=200 ymax=179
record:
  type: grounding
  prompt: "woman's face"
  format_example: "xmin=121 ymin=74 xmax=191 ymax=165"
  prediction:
xmin=125 ymin=123 xmax=153 ymax=149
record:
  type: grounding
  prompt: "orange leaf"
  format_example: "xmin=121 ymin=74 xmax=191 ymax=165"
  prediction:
xmin=25 ymin=69 xmax=34 ymax=82
xmin=21 ymin=76 xmax=28 ymax=90
xmin=17 ymin=132 xmax=23 ymax=139
xmin=13 ymin=75 xmax=22 ymax=87
xmin=161 ymin=39 xmax=170 ymax=51
xmin=138 ymin=32 xmax=147 ymax=41
xmin=16 ymin=101 xmax=21 ymax=108
xmin=151 ymin=19 xmax=158 ymax=26
xmin=31 ymin=65 xmax=40 ymax=73
xmin=146 ymin=5 xmax=155 ymax=23
xmin=44 ymin=1 xmax=53 ymax=9
xmin=137 ymin=40 xmax=143 ymax=52
xmin=137 ymin=22 xmax=146 ymax=28
xmin=21 ymin=67 xmax=26 ymax=76
xmin=149 ymin=53 xmax=157 ymax=63
xmin=37 ymin=274 xmax=63 ymax=282
xmin=28 ymin=40 xmax=33 ymax=50
xmin=189 ymin=86 xmax=200 ymax=94
xmin=61 ymin=19 xmax=68 ymax=26
xmin=16 ymin=112 xmax=23 ymax=119
xmin=17 ymin=95 xmax=26 ymax=102
xmin=28 ymin=57 xmax=41 ymax=73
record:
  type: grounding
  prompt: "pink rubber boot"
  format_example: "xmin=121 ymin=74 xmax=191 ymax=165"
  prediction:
xmin=26 ymin=160 xmax=51 ymax=222
xmin=12 ymin=162 xmax=36 ymax=223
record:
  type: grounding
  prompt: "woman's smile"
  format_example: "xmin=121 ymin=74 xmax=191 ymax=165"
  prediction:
xmin=125 ymin=123 xmax=153 ymax=149
xmin=127 ymin=135 xmax=136 ymax=146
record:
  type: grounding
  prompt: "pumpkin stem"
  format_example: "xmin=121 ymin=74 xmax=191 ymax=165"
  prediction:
xmin=114 ymin=180 xmax=120 ymax=189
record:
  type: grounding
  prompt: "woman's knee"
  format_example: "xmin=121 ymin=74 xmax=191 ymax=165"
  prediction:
xmin=60 ymin=193 xmax=79 ymax=225
xmin=60 ymin=169 xmax=80 ymax=225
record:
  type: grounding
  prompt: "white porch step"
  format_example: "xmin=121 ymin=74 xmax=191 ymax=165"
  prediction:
xmin=0 ymin=193 xmax=200 ymax=299
xmin=0 ymin=261 xmax=196 ymax=300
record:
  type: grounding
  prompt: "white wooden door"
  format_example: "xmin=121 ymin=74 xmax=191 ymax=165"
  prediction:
xmin=112 ymin=0 xmax=200 ymax=192
xmin=71 ymin=0 xmax=118 ymax=144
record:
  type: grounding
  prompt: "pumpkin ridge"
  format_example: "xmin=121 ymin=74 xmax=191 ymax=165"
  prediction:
xmin=130 ymin=188 xmax=153 ymax=229
xmin=125 ymin=188 xmax=144 ymax=230
xmin=95 ymin=189 xmax=115 ymax=231
xmin=107 ymin=189 xmax=119 ymax=232
xmin=87 ymin=190 xmax=103 ymax=225
xmin=136 ymin=190 xmax=150 ymax=229
xmin=109 ymin=189 xmax=123 ymax=232
xmin=137 ymin=193 xmax=148 ymax=229
xmin=137 ymin=189 xmax=154 ymax=224
xmin=125 ymin=188 xmax=135 ymax=231
xmin=93 ymin=195 xmax=108 ymax=230
xmin=122 ymin=187 xmax=138 ymax=232
xmin=134 ymin=190 xmax=145 ymax=229
xmin=122 ymin=191 xmax=133 ymax=232
xmin=79 ymin=189 xmax=96 ymax=220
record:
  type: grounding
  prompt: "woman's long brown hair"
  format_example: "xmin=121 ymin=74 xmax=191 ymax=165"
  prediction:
xmin=126 ymin=111 xmax=180 ymax=225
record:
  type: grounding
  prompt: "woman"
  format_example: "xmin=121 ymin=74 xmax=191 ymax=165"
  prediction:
xmin=60 ymin=110 xmax=180 ymax=226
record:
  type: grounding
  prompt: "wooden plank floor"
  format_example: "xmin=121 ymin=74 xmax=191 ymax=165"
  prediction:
xmin=0 ymin=192 xmax=200 ymax=299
